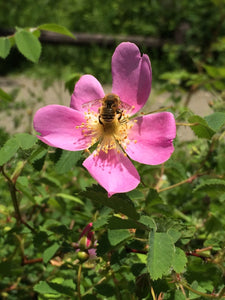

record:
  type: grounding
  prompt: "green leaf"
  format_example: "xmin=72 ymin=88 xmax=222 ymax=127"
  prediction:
xmin=14 ymin=133 xmax=37 ymax=149
xmin=33 ymin=281 xmax=59 ymax=295
xmin=34 ymin=279 xmax=75 ymax=297
xmin=0 ymin=137 xmax=20 ymax=166
xmin=204 ymin=112 xmax=225 ymax=132
xmin=193 ymin=179 xmax=225 ymax=196
xmin=147 ymin=231 xmax=174 ymax=280
xmin=108 ymin=229 xmax=131 ymax=246
xmin=38 ymin=23 xmax=75 ymax=39
xmin=188 ymin=115 xmax=215 ymax=139
xmin=65 ymin=73 xmax=81 ymax=94
xmin=15 ymin=30 xmax=42 ymax=63
xmin=0 ymin=88 xmax=13 ymax=102
xmin=167 ymin=228 xmax=181 ymax=243
xmin=0 ymin=37 xmax=11 ymax=59
xmin=108 ymin=216 xmax=143 ymax=230
xmin=55 ymin=150 xmax=81 ymax=174
xmin=172 ymin=247 xmax=187 ymax=273
xmin=0 ymin=133 xmax=37 ymax=165
xmin=82 ymin=185 xmax=139 ymax=220
xmin=138 ymin=215 xmax=157 ymax=230
xmin=56 ymin=193 xmax=83 ymax=205
xmin=43 ymin=242 xmax=60 ymax=263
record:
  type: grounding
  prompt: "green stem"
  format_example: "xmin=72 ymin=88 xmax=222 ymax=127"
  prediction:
xmin=182 ymin=282 xmax=225 ymax=299
xmin=176 ymin=122 xmax=199 ymax=126
xmin=77 ymin=264 xmax=82 ymax=300
xmin=1 ymin=166 xmax=35 ymax=232
xmin=158 ymin=173 xmax=200 ymax=193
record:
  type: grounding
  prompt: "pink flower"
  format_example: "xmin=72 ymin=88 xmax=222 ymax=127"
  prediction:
xmin=33 ymin=42 xmax=176 ymax=197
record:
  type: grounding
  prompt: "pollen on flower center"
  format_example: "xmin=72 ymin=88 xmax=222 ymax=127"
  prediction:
xmin=75 ymin=107 xmax=136 ymax=155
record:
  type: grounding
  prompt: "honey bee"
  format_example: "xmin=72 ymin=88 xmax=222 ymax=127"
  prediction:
xmin=98 ymin=93 xmax=122 ymax=125
xmin=82 ymin=93 xmax=132 ymax=126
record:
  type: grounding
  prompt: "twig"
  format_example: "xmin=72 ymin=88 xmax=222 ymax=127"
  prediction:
xmin=1 ymin=166 xmax=36 ymax=233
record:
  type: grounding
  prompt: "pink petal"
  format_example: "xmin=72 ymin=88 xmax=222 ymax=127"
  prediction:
xmin=83 ymin=148 xmax=140 ymax=197
xmin=111 ymin=42 xmax=152 ymax=115
xmin=125 ymin=112 xmax=176 ymax=165
xmin=33 ymin=105 xmax=93 ymax=151
xmin=70 ymin=74 xmax=105 ymax=112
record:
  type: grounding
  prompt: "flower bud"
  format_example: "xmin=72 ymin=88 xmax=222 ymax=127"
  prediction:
xmin=77 ymin=250 xmax=89 ymax=262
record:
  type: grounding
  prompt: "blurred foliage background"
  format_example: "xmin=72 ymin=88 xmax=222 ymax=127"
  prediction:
xmin=1 ymin=0 xmax=225 ymax=83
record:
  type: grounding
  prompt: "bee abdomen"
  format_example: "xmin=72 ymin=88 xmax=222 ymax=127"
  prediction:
xmin=101 ymin=113 xmax=115 ymax=122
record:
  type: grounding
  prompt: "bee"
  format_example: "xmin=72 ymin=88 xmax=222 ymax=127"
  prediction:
xmin=98 ymin=93 xmax=122 ymax=125
xmin=82 ymin=93 xmax=133 ymax=126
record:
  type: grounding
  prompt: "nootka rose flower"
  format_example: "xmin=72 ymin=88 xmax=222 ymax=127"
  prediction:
xmin=33 ymin=42 xmax=176 ymax=197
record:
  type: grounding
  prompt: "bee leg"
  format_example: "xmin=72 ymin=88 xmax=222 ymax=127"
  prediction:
xmin=98 ymin=115 xmax=104 ymax=125
xmin=117 ymin=110 xmax=123 ymax=121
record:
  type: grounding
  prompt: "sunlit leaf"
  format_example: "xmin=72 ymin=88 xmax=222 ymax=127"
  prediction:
xmin=0 ymin=37 xmax=11 ymax=59
xmin=15 ymin=29 xmax=42 ymax=62
xmin=38 ymin=23 xmax=75 ymax=39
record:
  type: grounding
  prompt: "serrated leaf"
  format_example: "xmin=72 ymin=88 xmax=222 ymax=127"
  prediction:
xmin=15 ymin=30 xmax=41 ymax=63
xmin=193 ymin=179 xmax=225 ymax=195
xmin=147 ymin=231 xmax=174 ymax=280
xmin=82 ymin=185 xmax=139 ymax=220
xmin=138 ymin=215 xmax=157 ymax=230
xmin=29 ymin=144 xmax=48 ymax=163
xmin=108 ymin=229 xmax=131 ymax=246
xmin=167 ymin=228 xmax=181 ymax=243
xmin=188 ymin=115 xmax=215 ymax=139
xmin=172 ymin=247 xmax=187 ymax=273
xmin=204 ymin=112 xmax=225 ymax=132
xmin=0 ymin=88 xmax=13 ymax=102
xmin=55 ymin=150 xmax=81 ymax=174
xmin=43 ymin=242 xmax=60 ymax=263
xmin=0 ymin=37 xmax=11 ymax=59
xmin=38 ymin=23 xmax=75 ymax=39
xmin=15 ymin=133 xmax=37 ymax=149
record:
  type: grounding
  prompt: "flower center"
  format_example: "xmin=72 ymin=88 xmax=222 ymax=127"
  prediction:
xmin=76 ymin=105 xmax=136 ymax=155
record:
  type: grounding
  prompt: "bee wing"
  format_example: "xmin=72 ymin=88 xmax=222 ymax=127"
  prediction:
xmin=81 ymin=98 xmax=102 ymax=111
xmin=120 ymin=101 xmax=134 ymax=114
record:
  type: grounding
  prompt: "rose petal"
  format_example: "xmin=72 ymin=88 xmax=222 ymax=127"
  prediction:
xmin=70 ymin=74 xmax=105 ymax=112
xmin=83 ymin=148 xmax=140 ymax=197
xmin=33 ymin=105 xmax=93 ymax=151
xmin=111 ymin=42 xmax=152 ymax=115
xmin=125 ymin=112 xmax=176 ymax=165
